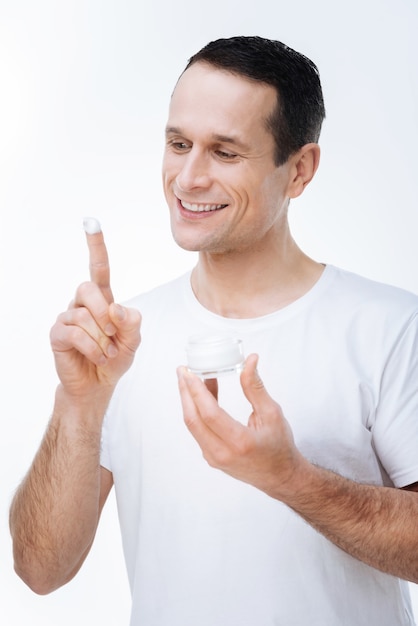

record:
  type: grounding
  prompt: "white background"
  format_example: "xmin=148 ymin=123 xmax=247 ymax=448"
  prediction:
xmin=1 ymin=0 xmax=418 ymax=624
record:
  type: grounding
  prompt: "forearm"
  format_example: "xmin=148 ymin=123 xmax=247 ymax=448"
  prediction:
xmin=179 ymin=363 xmax=418 ymax=582
xmin=10 ymin=386 xmax=109 ymax=594
xmin=279 ymin=459 xmax=418 ymax=582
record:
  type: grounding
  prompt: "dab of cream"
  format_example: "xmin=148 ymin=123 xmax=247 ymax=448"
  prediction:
xmin=83 ymin=217 xmax=102 ymax=234
xmin=186 ymin=334 xmax=245 ymax=379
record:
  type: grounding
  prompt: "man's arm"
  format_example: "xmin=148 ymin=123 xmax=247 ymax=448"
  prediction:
xmin=177 ymin=354 xmax=418 ymax=583
xmin=9 ymin=223 xmax=141 ymax=594
xmin=10 ymin=419 xmax=113 ymax=595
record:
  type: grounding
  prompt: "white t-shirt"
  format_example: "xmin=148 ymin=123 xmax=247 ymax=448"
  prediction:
xmin=101 ymin=265 xmax=418 ymax=626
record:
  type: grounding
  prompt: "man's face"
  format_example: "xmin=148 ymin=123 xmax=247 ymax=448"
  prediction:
xmin=162 ymin=62 xmax=293 ymax=255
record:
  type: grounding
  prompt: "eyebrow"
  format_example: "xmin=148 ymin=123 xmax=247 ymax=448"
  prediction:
xmin=165 ymin=126 xmax=250 ymax=150
xmin=165 ymin=126 xmax=182 ymax=136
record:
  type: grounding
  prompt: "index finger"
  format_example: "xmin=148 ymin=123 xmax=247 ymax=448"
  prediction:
xmin=178 ymin=367 xmax=244 ymax=440
xmin=83 ymin=217 xmax=114 ymax=304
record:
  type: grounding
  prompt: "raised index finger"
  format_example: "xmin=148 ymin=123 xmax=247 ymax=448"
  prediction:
xmin=83 ymin=217 xmax=114 ymax=304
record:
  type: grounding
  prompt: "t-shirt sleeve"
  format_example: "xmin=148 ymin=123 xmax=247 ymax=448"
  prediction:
xmin=372 ymin=312 xmax=418 ymax=487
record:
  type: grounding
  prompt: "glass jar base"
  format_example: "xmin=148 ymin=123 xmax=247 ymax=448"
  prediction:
xmin=188 ymin=361 xmax=245 ymax=379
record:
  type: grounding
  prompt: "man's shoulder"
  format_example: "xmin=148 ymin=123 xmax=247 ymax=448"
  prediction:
xmin=327 ymin=265 xmax=418 ymax=320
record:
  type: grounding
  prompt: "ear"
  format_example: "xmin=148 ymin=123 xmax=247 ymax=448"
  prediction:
xmin=287 ymin=143 xmax=320 ymax=199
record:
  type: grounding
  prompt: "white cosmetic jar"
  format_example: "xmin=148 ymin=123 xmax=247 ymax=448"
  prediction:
xmin=185 ymin=334 xmax=245 ymax=379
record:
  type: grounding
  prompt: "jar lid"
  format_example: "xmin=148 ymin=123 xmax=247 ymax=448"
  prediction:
xmin=186 ymin=334 xmax=244 ymax=378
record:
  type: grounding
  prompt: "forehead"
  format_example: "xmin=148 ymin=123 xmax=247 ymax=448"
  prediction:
xmin=167 ymin=62 xmax=277 ymax=137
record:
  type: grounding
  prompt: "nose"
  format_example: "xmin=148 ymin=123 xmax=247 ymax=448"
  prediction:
xmin=175 ymin=149 xmax=211 ymax=192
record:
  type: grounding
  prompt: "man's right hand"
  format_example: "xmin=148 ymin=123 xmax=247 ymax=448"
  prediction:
xmin=50 ymin=222 xmax=141 ymax=399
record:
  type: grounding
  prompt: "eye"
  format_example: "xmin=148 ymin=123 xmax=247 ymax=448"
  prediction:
xmin=167 ymin=139 xmax=191 ymax=152
xmin=215 ymin=149 xmax=238 ymax=161
xmin=174 ymin=142 xmax=189 ymax=150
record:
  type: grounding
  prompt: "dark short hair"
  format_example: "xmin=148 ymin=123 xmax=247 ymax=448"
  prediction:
xmin=185 ymin=36 xmax=326 ymax=166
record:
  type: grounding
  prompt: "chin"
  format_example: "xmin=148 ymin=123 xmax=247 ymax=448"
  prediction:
xmin=171 ymin=233 xmax=201 ymax=252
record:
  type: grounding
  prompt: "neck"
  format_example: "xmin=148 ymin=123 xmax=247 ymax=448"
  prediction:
xmin=191 ymin=233 xmax=324 ymax=319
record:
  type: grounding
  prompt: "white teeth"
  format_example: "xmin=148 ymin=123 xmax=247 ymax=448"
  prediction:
xmin=181 ymin=201 xmax=226 ymax=212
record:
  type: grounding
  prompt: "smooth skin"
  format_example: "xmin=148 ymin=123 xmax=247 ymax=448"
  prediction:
xmin=162 ymin=63 xmax=324 ymax=318
xmin=10 ymin=61 xmax=418 ymax=595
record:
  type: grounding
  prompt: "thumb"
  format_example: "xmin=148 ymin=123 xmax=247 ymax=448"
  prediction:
xmin=109 ymin=303 xmax=142 ymax=353
xmin=240 ymin=353 xmax=275 ymax=414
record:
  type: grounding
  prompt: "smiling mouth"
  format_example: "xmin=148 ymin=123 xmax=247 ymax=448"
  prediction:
xmin=180 ymin=200 xmax=228 ymax=213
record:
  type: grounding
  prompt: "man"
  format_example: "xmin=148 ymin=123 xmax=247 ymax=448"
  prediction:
xmin=10 ymin=36 xmax=418 ymax=625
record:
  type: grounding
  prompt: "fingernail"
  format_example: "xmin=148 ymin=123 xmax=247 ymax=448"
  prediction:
xmin=107 ymin=343 xmax=118 ymax=358
xmin=83 ymin=217 xmax=101 ymax=234
xmin=177 ymin=366 xmax=191 ymax=381
xmin=105 ymin=323 xmax=117 ymax=336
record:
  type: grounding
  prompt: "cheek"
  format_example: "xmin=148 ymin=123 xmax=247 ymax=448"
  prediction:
xmin=223 ymin=168 xmax=254 ymax=205
xmin=162 ymin=152 xmax=176 ymax=181
xmin=233 ymin=176 xmax=265 ymax=214
xmin=162 ymin=171 xmax=176 ymax=203
xmin=161 ymin=166 xmax=174 ymax=205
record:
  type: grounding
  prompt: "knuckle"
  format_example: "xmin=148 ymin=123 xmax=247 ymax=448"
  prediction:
xmin=253 ymin=377 xmax=265 ymax=391
xmin=49 ymin=323 xmax=61 ymax=347
xmin=205 ymin=446 xmax=232 ymax=469
xmin=90 ymin=258 xmax=108 ymax=271
xmin=183 ymin=414 xmax=193 ymax=429
xmin=132 ymin=309 xmax=142 ymax=325
xmin=53 ymin=311 xmax=67 ymax=326
xmin=73 ymin=306 xmax=91 ymax=324
xmin=267 ymin=402 xmax=283 ymax=421
xmin=76 ymin=281 xmax=93 ymax=298
xmin=66 ymin=324 xmax=85 ymax=346
xmin=233 ymin=432 xmax=252 ymax=456
xmin=200 ymin=410 xmax=218 ymax=431
xmin=50 ymin=322 xmax=77 ymax=351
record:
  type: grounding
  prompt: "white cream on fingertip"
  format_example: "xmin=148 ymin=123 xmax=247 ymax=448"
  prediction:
xmin=83 ymin=217 xmax=102 ymax=234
